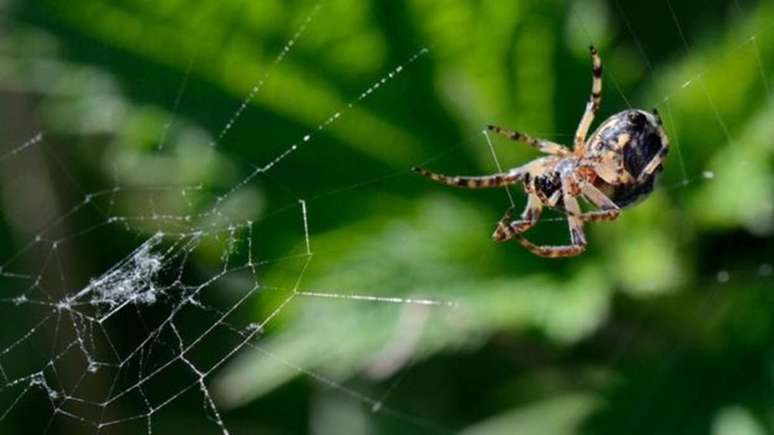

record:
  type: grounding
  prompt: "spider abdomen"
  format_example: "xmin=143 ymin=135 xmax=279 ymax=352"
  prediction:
xmin=586 ymin=109 xmax=669 ymax=205
xmin=597 ymin=174 xmax=657 ymax=208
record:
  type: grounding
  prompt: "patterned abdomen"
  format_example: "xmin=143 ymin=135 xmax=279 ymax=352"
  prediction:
xmin=588 ymin=109 xmax=667 ymax=206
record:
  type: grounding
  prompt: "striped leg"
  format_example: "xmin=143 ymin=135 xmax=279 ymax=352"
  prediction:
xmin=636 ymin=147 xmax=668 ymax=183
xmin=412 ymin=166 xmax=524 ymax=189
xmin=591 ymin=158 xmax=633 ymax=185
xmin=492 ymin=194 xmax=543 ymax=243
xmin=635 ymin=111 xmax=669 ymax=183
xmin=514 ymin=180 xmax=587 ymax=258
xmin=579 ymin=182 xmax=620 ymax=222
xmin=574 ymin=45 xmax=603 ymax=148
xmin=487 ymin=125 xmax=569 ymax=155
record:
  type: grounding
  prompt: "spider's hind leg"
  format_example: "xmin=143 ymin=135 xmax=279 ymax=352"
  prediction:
xmin=635 ymin=114 xmax=670 ymax=183
xmin=492 ymin=193 xmax=543 ymax=243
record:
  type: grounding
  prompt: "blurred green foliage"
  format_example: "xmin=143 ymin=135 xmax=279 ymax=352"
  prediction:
xmin=1 ymin=0 xmax=773 ymax=434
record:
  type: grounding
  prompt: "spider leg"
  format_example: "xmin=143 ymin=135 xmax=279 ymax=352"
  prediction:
xmin=635 ymin=110 xmax=670 ymax=183
xmin=514 ymin=212 xmax=587 ymax=257
xmin=513 ymin=180 xmax=587 ymax=258
xmin=635 ymin=148 xmax=668 ymax=183
xmin=590 ymin=158 xmax=634 ymax=185
xmin=486 ymin=125 xmax=569 ymax=155
xmin=574 ymin=45 xmax=603 ymax=149
xmin=492 ymin=193 xmax=543 ymax=243
xmin=412 ymin=166 xmax=524 ymax=189
xmin=578 ymin=182 xmax=620 ymax=222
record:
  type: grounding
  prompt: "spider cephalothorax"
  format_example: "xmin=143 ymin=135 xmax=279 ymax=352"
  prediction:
xmin=413 ymin=46 xmax=669 ymax=258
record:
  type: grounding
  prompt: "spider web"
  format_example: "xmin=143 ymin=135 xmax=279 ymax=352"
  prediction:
xmin=0 ymin=0 xmax=773 ymax=434
xmin=0 ymin=4 xmax=448 ymax=433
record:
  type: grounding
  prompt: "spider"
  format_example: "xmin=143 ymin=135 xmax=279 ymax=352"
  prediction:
xmin=413 ymin=46 xmax=669 ymax=258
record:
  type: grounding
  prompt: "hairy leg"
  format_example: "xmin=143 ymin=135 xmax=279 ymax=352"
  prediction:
xmin=412 ymin=166 xmax=524 ymax=189
xmin=514 ymin=180 xmax=587 ymax=258
xmin=579 ymin=182 xmax=620 ymax=222
xmin=574 ymin=46 xmax=603 ymax=148
xmin=487 ymin=125 xmax=569 ymax=155
xmin=492 ymin=194 xmax=543 ymax=243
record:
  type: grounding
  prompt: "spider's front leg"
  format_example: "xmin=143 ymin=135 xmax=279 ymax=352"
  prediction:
xmin=574 ymin=46 xmax=603 ymax=149
xmin=486 ymin=125 xmax=569 ymax=156
xmin=492 ymin=193 xmax=543 ymax=243
xmin=412 ymin=166 xmax=524 ymax=189
xmin=578 ymin=181 xmax=620 ymax=222
xmin=635 ymin=109 xmax=670 ymax=183
xmin=513 ymin=179 xmax=587 ymax=258
xmin=590 ymin=157 xmax=634 ymax=186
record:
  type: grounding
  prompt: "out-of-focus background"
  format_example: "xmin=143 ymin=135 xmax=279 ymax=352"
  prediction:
xmin=1 ymin=0 xmax=773 ymax=434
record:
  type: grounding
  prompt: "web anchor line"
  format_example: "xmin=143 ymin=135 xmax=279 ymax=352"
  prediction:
xmin=299 ymin=199 xmax=312 ymax=256
xmin=202 ymin=46 xmax=430 ymax=225
xmin=0 ymin=132 xmax=43 ymax=162
xmin=295 ymin=289 xmax=457 ymax=308
xmin=208 ymin=2 xmax=323 ymax=149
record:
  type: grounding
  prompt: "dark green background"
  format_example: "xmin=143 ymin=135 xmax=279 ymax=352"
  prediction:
xmin=1 ymin=0 xmax=773 ymax=434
